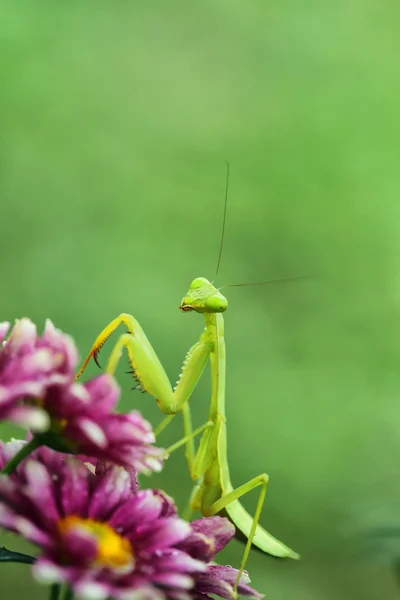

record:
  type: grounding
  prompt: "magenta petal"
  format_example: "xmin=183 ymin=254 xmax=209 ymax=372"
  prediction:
xmin=151 ymin=550 xmax=206 ymax=574
xmin=0 ymin=503 xmax=18 ymax=530
xmin=20 ymin=348 xmax=61 ymax=377
xmin=0 ymin=318 xmax=76 ymax=430
xmin=0 ymin=322 xmax=10 ymax=344
xmin=6 ymin=319 xmax=37 ymax=354
xmin=23 ymin=460 xmax=60 ymax=523
xmin=190 ymin=517 xmax=235 ymax=553
xmin=204 ymin=565 xmax=245 ymax=587
xmin=42 ymin=319 xmax=78 ymax=373
xmin=153 ymin=490 xmax=177 ymax=518
xmin=36 ymin=445 xmax=67 ymax=476
xmin=60 ymin=458 xmax=91 ymax=516
xmin=62 ymin=529 xmax=98 ymax=564
xmin=126 ymin=411 xmax=156 ymax=441
xmin=106 ymin=416 xmax=154 ymax=445
xmin=137 ymin=518 xmax=191 ymax=551
xmin=76 ymin=418 xmax=107 ymax=448
xmin=200 ymin=565 xmax=263 ymax=599
xmin=1 ymin=507 xmax=51 ymax=547
xmin=0 ymin=439 xmax=26 ymax=468
xmin=33 ymin=558 xmax=96 ymax=593
xmin=125 ymin=465 xmax=139 ymax=495
xmin=151 ymin=573 xmax=194 ymax=590
xmin=0 ymin=381 xmax=44 ymax=403
xmin=73 ymin=581 xmax=111 ymax=600
xmin=177 ymin=516 xmax=234 ymax=563
xmin=115 ymin=586 xmax=166 ymax=600
xmin=176 ymin=530 xmax=215 ymax=562
xmin=110 ymin=491 xmax=163 ymax=532
xmin=236 ymin=581 xmax=264 ymax=598
xmin=83 ymin=374 xmax=119 ymax=413
xmin=0 ymin=476 xmax=19 ymax=504
xmin=194 ymin=572 xmax=236 ymax=600
xmin=88 ymin=465 xmax=132 ymax=521
xmin=33 ymin=557 xmax=70 ymax=585
xmin=6 ymin=405 xmax=49 ymax=432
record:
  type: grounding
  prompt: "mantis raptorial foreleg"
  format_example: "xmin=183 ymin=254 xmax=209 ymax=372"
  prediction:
xmin=75 ymin=313 xmax=212 ymax=474
xmin=75 ymin=313 xmax=211 ymax=415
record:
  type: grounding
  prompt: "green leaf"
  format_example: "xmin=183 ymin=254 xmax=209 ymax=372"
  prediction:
xmin=0 ymin=546 xmax=36 ymax=564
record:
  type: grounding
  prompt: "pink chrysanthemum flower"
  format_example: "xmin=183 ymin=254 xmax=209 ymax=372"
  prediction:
xmin=0 ymin=319 xmax=163 ymax=473
xmin=0 ymin=441 xmax=261 ymax=600
xmin=0 ymin=319 xmax=76 ymax=430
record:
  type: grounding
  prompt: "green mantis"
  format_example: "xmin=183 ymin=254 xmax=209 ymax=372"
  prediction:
xmin=75 ymin=276 xmax=299 ymax=594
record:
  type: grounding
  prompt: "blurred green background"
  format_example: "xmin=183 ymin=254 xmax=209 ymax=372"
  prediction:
xmin=1 ymin=1 xmax=400 ymax=598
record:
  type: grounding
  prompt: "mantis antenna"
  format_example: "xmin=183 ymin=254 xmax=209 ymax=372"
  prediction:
xmin=213 ymin=163 xmax=311 ymax=290
xmin=222 ymin=275 xmax=312 ymax=288
xmin=214 ymin=160 xmax=230 ymax=280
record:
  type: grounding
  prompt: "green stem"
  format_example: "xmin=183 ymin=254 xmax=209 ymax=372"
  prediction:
xmin=50 ymin=583 xmax=61 ymax=600
xmin=62 ymin=587 xmax=74 ymax=600
xmin=0 ymin=437 xmax=42 ymax=475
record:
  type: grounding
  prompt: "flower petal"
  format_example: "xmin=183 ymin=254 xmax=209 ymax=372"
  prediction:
xmin=198 ymin=565 xmax=263 ymax=599
xmin=190 ymin=517 xmax=235 ymax=554
xmin=24 ymin=459 xmax=60 ymax=523
xmin=110 ymin=491 xmax=163 ymax=533
xmin=194 ymin=572 xmax=236 ymax=600
xmin=62 ymin=528 xmax=98 ymax=564
xmin=88 ymin=465 xmax=132 ymax=521
xmin=0 ymin=322 xmax=10 ymax=344
xmin=151 ymin=573 xmax=194 ymax=590
xmin=73 ymin=581 xmax=111 ymax=600
xmin=137 ymin=518 xmax=191 ymax=551
xmin=6 ymin=405 xmax=50 ymax=432
xmin=33 ymin=557 xmax=69 ymax=584
xmin=78 ymin=419 xmax=107 ymax=448
xmin=61 ymin=457 xmax=91 ymax=516
xmin=150 ymin=549 xmax=206 ymax=574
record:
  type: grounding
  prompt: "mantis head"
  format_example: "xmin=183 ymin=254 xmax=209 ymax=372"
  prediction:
xmin=180 ymin=277 xmax=228 ymax=313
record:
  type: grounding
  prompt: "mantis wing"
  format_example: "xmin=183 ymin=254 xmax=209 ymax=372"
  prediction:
xmin=223 ymin=494 xmax=299 ymax=559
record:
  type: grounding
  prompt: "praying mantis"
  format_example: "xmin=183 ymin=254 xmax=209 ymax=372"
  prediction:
xmin=75 ymin=169 xmax=300 ymax=593
xmin=75 ymin=279 xmax=299 ymax=591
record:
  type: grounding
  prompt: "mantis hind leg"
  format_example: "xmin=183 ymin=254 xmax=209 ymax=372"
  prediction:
xmin=206 ymin=474 xmax=268 ymax=594
xmin=206 ymin=474 xmax=299 ymax=594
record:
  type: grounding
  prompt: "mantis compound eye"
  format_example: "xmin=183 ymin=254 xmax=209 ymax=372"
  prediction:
xmin=206 ymin=295 xmax=228 ymax=313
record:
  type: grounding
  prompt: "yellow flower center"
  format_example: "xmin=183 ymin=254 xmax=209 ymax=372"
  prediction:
xmin=58 ymin=515 xmax=134 ymax=569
